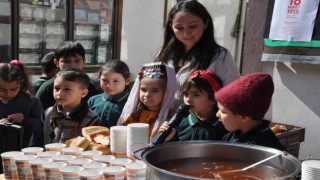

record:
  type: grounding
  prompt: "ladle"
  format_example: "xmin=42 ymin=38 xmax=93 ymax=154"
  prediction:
xmin=217 ymin=152 xmax=284 ymax=175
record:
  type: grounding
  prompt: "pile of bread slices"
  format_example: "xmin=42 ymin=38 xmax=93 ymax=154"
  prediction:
xmin=65 ymin=126 xmax=111 ymax=155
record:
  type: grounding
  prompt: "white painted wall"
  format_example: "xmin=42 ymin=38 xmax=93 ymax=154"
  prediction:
xmin=120 ymin=0 xmax=240 ymax=76
xmin=263 ymin=62 xmax=320 ymax=159
xmin=120 ymin=0 xmax=164 ymax=77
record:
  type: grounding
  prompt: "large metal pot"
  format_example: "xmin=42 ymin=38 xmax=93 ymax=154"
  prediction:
xmin=137 ymin=141 xmax=301 ymax=180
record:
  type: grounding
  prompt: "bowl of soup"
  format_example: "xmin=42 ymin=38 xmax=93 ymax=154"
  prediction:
xmin=137 ymin=141 xmax=301 ymax=180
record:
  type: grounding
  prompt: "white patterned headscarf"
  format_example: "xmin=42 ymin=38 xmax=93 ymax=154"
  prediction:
xmin=117 ymin=62 xmax=177 ymax=140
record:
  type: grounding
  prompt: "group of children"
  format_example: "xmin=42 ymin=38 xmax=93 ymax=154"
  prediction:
xmin=0 ymin=41 xmax=285 ymax=152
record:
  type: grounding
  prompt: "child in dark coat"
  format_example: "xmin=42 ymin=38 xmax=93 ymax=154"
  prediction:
xmin=30 ymin=69 xmax=99 ymax=146
xmin=215 ymin=72 xmax=286 ymax=151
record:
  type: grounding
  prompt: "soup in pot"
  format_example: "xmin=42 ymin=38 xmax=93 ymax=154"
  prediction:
xmin=155 ymin=157 xmax=284 ymax=179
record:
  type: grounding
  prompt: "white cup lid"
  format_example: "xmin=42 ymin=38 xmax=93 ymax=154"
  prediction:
xmin=80 ymin=169 xmax=103 ymax=177
xmin=1 ymin=151 xmax=24 ymax=158
xmin=14 ymin=155 xmax=37 ymax=162
xmin=45 ymin=143 xmax=66 ymax=148
xmin=60 ymin=165 xmax=84 ymax=173
xmin=102 ymin=166 xmax=126 ymax=174
xmin=43 ymin=161 xmax=67 ymax=169
xmin=21 ymin=147 xmax=44 ymax=153
xmin=93 ymin=155 xmax=115 ymax=162
xmin=29 ymin=158 xmax=53 ymax=165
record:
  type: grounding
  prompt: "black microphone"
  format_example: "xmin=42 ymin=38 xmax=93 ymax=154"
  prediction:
xmin=152 ymin=104 xmax=190 ymax=145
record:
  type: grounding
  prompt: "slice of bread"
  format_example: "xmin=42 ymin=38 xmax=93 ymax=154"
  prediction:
xmin=82 ymin=126 xmax=110 ymax=142
xmin=87 ymin=142 xmax=111 ymax=155
xmin=93 ymin=133 xmax=110 ymax=146
xmin=68 ymin=136 xmax=90 ymax=149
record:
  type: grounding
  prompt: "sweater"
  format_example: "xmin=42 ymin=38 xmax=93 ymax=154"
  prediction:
xmin=172 ymin=113 xmax=228 ymax=141
xmin=222 ymin=120 xmax=286 ymax=151
xmin=30 ymin=102 xmax=99 ymax=146
xmin=88 ymin=88 xmax=130 ymax=128
xmin=0 ymin=92 xmax=43 ymax=148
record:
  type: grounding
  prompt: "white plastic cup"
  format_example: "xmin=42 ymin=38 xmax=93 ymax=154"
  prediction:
xmin=14 ymin=155 xmax=37 ymax=179
xmin=81 ymin=150 xmax=103 ymax=159
xmin=79 ymin=169 xmax=103 ymax=180
xmin=83 ymin=161 xmax=107 ymax=170
xmin=29 ymin=158 xmax=53 ymax=180
xmin=125 ymin=162 xmax=147 ymax=180
xmin=62 ymin=147 xmax=84 ymax=157
xmin=37 ymin=151 xmax=60 ymax=158
xmin=60 ymin=165 xmax=84 ymax=180
xmin=109 ymin=158 xmax=132 ymax=167
xmin=45 ymin=143 xmax=66 ymax=152
xmin=1 ymin=151 xmax=24 ymax=179
xmin=43 ymin=161 xmax=67 ymax=179
xmin=52 ymin=155 xmax=76 ymax=164
xmin=21 ymin=147 xmax=44 ymax=155
xmin=69 ymin=158 xmax=93 ymax=166
xmin=93 ymin=155 xmax=115 ymax=166
xmin=102 ymin=166 xmax=126 ymax=180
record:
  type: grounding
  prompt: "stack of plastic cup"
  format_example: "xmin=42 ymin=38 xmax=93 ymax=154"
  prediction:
xmin=45 ymin=143 xmax=66 ymax=152
xmin=37 ymin=151 xmax=60 ymax=158
xmin=69 ymin=157 xmax=92 ymax=167
xmin=1 ymin=151 xmax=24 ymax=179
xmin=127 ymin=123 xmax=149 ymax=160
xmin=125 ymin=162 xmax=147 ymax=180
xmin=60 ymin=165 xmax=84 ymax=180
xmin=110 ymin=126 xmax=128 ymax=158
xmin=81 ymin=150 xmax=103 ymax=160
xmin=83 ymin=161 xmax=107 ymax=171
xmin=29 ymin=158 xmax=53 ymax=180
xmin=52 ymin=154 xmax=76 ymax=164
xmin=21 ymin=147 xmax=44 ymax=155
xmin=93 ymin=155 xmax=115 ymax=166
xmin=109 ymin=158 xmax=132 ymax=167
xmin=102 ymin=166 xmax=126 ymax=180
xmin=79 ymin=169 xmax=103 ymax=180
xmin=14 ymin=155 xmax=37 ymax=179
xmin=43 ymin=161 xmax=67 ymax=179
xmin=62 ymin=147 xmax=84 ymax=157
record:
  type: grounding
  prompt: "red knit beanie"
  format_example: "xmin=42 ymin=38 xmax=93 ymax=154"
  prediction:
xmin=215 ymin=73 xmax=274 ymax=120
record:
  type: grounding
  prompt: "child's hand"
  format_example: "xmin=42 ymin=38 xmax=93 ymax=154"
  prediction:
xmin=0 ymin=118 xmax=10 ymax=124
xmin=159 ymin=121 xmax=176 ymax=142
xmin=159 ymin=121 xmax=169 ymax=132
xmin=8 ymin=113 xmax=24 ymax=123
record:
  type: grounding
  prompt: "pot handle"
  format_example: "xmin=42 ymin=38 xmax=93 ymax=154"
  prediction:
xmin=132 ymin=147 xmax=149 ymax=160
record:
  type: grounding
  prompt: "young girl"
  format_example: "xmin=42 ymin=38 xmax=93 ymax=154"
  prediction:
xmin=88 ymin=60 xmax=131 ymax=128
xmin=117 ymin=62 xmax=177 ymax=140
xmin=0 ymin=60 xmax=43 ymax=148
xmin=159 ymin=70 xmax=227 ymax=142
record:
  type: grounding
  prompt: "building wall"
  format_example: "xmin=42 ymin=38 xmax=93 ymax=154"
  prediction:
xmin=120 ymin=0 xmax=164 ymax=77
xmin=263 ymin=62 xmax=320 ymax=160
xmin=242 ymin=0 xmax=320 ymax=160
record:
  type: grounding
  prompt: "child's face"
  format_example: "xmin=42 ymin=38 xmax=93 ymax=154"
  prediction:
xmin=0 ymin=80 xmax=21 ymax=101
xmin=183 ymin=86 xmax=215 ymax=119
xmin=100 ymin=69 xmax=130 ymax=96
xmin=216 ymin=102 xmax=243 ymax=131
xmin=139 ymin=78 xmax=166 ymax=112
xmin=54 ymin=54 xmax=85 ymax=71
xmin=53 ymin=76 xmax=88 ymax=110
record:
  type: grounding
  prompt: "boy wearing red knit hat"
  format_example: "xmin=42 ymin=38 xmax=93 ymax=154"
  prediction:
xmin=215 ymin=72 xmax=286 ymax=151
